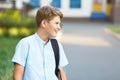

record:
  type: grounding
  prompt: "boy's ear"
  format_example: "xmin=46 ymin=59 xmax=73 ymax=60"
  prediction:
xmin=41 ymin=20 xmax=48 ymax=28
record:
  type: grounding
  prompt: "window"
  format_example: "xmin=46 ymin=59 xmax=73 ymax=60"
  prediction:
xmin=51 ymin=0 xmax=61 ymax=8
xmin=29 ymin=0 xmax=39 ymax=8
xmin=70 ymin=0 xmax=81 ymax=8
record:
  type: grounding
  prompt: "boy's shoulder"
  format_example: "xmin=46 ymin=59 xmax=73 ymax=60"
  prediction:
xmin=19 ymin=34 xmax=35 ymax=44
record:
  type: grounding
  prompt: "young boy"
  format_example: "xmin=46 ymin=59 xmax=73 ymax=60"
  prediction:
xmin=12 ymin=6 xmax=68 ymax=80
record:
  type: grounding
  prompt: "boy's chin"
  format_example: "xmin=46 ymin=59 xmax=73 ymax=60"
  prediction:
xmin=49 ymin=35 xmax=57 ymax=39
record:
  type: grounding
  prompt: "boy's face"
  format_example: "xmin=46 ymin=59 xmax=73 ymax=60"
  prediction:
xmin=45 ymin=16 xmax=61 ymax=38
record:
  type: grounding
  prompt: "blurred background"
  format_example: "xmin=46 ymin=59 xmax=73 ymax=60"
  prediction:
xmin=0 ymin=0 xmax=120 ymax=80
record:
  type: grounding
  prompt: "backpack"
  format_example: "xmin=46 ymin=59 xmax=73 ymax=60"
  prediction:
xmin=51 ymin=39 xmax=61 ymax=79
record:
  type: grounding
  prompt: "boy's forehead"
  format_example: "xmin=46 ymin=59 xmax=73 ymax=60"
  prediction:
xmin=51 ymin=16 xmax=61 ymax=21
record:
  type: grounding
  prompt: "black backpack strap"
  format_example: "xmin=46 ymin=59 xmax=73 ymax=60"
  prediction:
xmin=51 ymin=39 xmax=60 ymax=77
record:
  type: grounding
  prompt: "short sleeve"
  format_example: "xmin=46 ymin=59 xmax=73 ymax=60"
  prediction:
xmin=58 ymin=42 xmax=69 ymax=69
xmin=12 ymin=39 xmax=29 ymax=67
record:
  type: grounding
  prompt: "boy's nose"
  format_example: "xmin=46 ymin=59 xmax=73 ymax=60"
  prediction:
xmin=58 ymin=25 xmax=61 ymax=30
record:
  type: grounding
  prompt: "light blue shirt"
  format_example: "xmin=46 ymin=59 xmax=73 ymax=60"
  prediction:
xmin=12 ymin=33 xmax=68 ymax=80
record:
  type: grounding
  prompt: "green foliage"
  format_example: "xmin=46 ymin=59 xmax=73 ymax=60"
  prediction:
xmin=0 ymin=9 xmax=36 ymax=37
xmin=0 ymin=27 xmax=36 ymax=37
xmin=0 ymin=37 xmax=21 ymax=80
xmin=0 ymin=9 xmax=21 ymax=27
xmin=21 ymin=17 xmax=36 ymax=28
xmin=109 ymin=26 xmax=120 ymax=34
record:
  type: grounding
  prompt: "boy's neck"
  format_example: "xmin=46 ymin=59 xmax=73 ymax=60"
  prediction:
xmin=37 ymin=28 xmax=49 ymax=43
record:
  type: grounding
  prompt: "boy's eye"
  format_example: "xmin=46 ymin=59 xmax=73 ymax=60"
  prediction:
xmin=56 ymin=22 xmax=59 ymax=24
xmin=55 ymin=22 xmax=62 ymax=28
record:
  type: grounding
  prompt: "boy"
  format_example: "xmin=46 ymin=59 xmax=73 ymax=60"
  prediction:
xmin=12 ymin=6 xmax=68 ymax=80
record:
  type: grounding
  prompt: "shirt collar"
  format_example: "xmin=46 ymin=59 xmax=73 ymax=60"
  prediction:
xmin=34 ymin=33 xmax=51 ymax=46
xmin=34 ymin=33 xmax=46 ymax=45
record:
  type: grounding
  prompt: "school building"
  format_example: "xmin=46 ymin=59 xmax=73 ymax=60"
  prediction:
xmin=28 ymin=0 xmax=120 ymax=23
xmin=0 ymin=0 xmax=119 ymax=23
